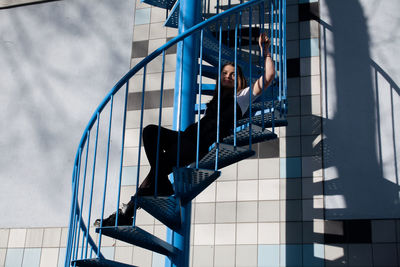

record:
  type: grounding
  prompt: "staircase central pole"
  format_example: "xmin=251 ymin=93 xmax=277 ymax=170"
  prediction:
xmin=168 ymin=0 xmax=201 ymax=266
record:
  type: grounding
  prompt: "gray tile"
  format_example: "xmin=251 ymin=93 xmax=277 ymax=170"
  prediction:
xmin=25 ymin=229 xmax=44 ymax=248
xmin=372 ymin=243 xmax=398 ymax=267
xmin=194 ymin=203 xmax=215 ymax=224
xmin=287 ymin=40 xmax=300 ymax=59
xmin=280 ymin=178 xmax=302 ymax=200
xmin=280 ymin=200 xmax=302 ymax=221
xmin=214 ymin=245 xmax=235 ymax=267
xmin=287 ymin=22 xmax=299 ymax=41
xmin=303 ymin=221 xmax=325 ymax=243
xmin=236 ymin=245 xmax=257 ymax=267
xmin=372 ymin=220 xmax=396 ymax=243
xmin=300 ymin=20 xmax=320 ymax=39
xmin=301 ymin=115 xmax=321 ymax=136
xmin=132 ymin=40 xmax=149 ymax=58
xmin=301 ymin=94 xmax=321 ymax=116
xmin=258 ymin=138 xmax=279 ymax=158
xmin=302 ymin=177 xmax=323 ymax=199
xmin=237 ymin=201 xmax=258 ymax=223
xmin=215 ymin=202 xmax=236 ymax=223
xmin=287 ymin=77 xmax=300 ymax=97
xmin=281 ymin=116 xmax=301 ymax=137
xmin=287 ymin=4 xmax=299 ymax=23
xmin=348 ymin=244 xmax=372 ymax=267
xmin=281 ymin=222 xmax=303 ymax=244
xmin=0 ymin=229 xmax=9 ymax=248
xmin=300 ymin=75 xmax=321 ymax=96
xmin=280 ymin=136 xmax=301 ymax=158
xmin=301 ymin=135 xmax=322 ymax=157
xmin=286 ymin=96 xmax=301 ymax=117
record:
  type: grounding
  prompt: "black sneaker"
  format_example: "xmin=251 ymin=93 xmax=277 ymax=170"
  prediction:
xmin=94 ymin=209 xmax=133 ymax=227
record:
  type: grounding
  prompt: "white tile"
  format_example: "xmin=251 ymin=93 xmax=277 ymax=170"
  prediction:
xmin=258 ymin=158 xmax=280 ymax=179
xmin=0 ymin=229 xmax=9 ymax=248
xmin=133 ymin=24 xmax=150 ymax=41
xmin=258 ymin=201 xmax=280 ymax=222
xmin=42 ymin=228 xmax=61 ymax=247
xmin=39 ymin=248 xmax=59 ymax=267
xmin=215 ymin=224 xmax=236 ymax=245
xmin=215 ymin=202 xmax=236 ymax=223
xmin=194 ymin=224 xmax=215 ymax=245
xmin=151 ymin=7 xmax=166 ymax=23
xmin=258 ymin=223 xmax=280 ymax=244
xmin=135 ymin=209 xmax=155 ymax=225
xmin=218 ymin=163 xmax=237 ymax=181
xmin=216 ymin=181 xmax=236 ymax=202
xmin=237 ymin=201 xmax=258 ymax=223
xmin=237 ymin=159 xmax=258 ymax=180
xmin=192 ymin=245 xmax=214 ymax=267
xmin=214 ymin=245 xmax=235 ymax=267
xmin=128 ymin=73 xmax=144 ymax=92
xmin=132 ymin=247 xmax=152 ymax=267
xmin=303 ymin=220 xmax=325 ymax=243
xmin=236 ymin=245 xmax=257 ymax=267
xmin=195 ymin=182 xmax=216 ymax=203
xmin=123 ymin=147 xmax=148 ymax=166
xmin=236 ymin=223 xmax=257 ymax=244
xmin=153 ymin=225 xmax=167 ymax=241
xmin=194 ymin=203 xmax=215 ymax=224
xmin=60 ymin=228 xmax=69 ymax=247
xmin=301 ymin=94 xmax=321 ymax=116
xmin=166 ymin=27 xmax=178 ymax=38
xmin=325 ymin=244 xmax=348 ymax=266
xmin=149 ymin=23 xmax=167 ymax=39
xmin=25 ymin=229 xmax=44 ymax=248
xmin=148 ymin=40 xmax=166 ymax=59
xmin=0 ymin=249 xmax=6 ymax=266
xmin=237 ymin=180 xmax=258 ymax=201
xmin=115 ymin=246 xmax=133 ymax=264
xmin=259 ymin=179 xmax=280 ymax=200
xmin=8 ymin=229 xmax=26 ymax=248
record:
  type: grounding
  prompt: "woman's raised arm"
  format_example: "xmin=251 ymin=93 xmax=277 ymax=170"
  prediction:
xmin=252 ymin=33 xmax=275 ymax=96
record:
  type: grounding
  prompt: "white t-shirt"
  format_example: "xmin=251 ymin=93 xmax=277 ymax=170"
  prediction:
xmin=237 ymin=87 xmax=259 ymax=116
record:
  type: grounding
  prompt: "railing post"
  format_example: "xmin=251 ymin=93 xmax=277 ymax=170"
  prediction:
xmin=168 ymin=0 xmax=201 ymax=266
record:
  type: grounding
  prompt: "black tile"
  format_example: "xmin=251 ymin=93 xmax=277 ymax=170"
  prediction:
xmin=132 ymin=40 xmax=149 ymax=58
xmin=258 ymin=138 xmax=279 ymax=158
xmin=287 ymin=58 xmax=300 ymax=78
xmin=299 ymin=2 xmax=320 ymax=22
xmin=325 ymin=220 xmax=372 ymax=244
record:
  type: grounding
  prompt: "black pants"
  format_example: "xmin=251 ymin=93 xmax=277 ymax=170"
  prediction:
xmin=142 ymin=124 xmax=211 ymax=183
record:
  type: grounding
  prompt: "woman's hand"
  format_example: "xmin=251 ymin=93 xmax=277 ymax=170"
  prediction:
xmin=258 ymin=33 xmax=271 ymax=56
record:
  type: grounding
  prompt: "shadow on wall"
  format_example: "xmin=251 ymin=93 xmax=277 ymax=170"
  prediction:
xmin=282 ymin=0 xmax=400 ymax=266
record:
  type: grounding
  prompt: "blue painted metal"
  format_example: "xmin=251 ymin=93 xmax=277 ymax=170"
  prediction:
xmin=164 ymin=0 xmax=180 ymax=28
xmin=73 ymin=258 xmax=138 ymax=267
xmin=96 ymin=226 xmax=181 ymax=258
xmin=66 ymin=1 xmax=286 ymax=266
xmin=223 ymin=125 xmax=277 ymax=146
xmin=142 ymin=0 xmax=176 ymax=10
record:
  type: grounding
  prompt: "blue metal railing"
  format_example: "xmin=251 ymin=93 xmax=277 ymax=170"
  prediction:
xmin=66 ymin=0 xmax=286 ymax=266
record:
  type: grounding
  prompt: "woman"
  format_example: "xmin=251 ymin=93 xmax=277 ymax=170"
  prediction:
xmin=96 ymin=33 xmax=275 ymax=226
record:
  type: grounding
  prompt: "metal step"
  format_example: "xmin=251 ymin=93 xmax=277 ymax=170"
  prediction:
xmin=137 ymin=196 xmax=182 ymax=231
xmin=194 ymin=143 xmax=255 ymax=170
xmin=237 ymin=111 xmax=288 ymax=128
xmin=174 ymin=168 xmax=220 ymax=205
xmin=164 ymin=0 xmax=179 ymax=28
xmin=223 ymin=125 xmax=277 ymax=146
xmin=95 ymin=226 xmax=180 ymax=258
xmin=141 ymin=0 xmax=176 ymax=9
xmin=73 ymin=258 xmax=137 ymax=267
xmin=197 ymin=83 xmax=215 ymax=95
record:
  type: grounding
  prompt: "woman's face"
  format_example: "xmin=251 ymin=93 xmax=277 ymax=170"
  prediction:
xmin=221 ymin=64 xmax=236 ymax=89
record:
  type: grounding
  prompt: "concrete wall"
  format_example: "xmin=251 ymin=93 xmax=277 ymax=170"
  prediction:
xmin=321 ymin=0 xmax=400 ymax=219
xmin=0 ymin=0 xmax=134 ymax=227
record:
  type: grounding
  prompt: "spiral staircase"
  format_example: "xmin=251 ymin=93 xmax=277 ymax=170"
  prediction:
xmin=65 ymin=0 xmax=287 ymax=266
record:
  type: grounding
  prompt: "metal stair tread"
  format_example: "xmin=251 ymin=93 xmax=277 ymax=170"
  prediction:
xmin=95 ymin=226 xmax=179 ymax=257
xmin=174 ymin=168 xmax=220 ymax=204
xmin=223 ymin=125 xmax=277 ymax=147
xmin=237 ymin=112 xmax=288 ymax=128
xmin=137 ymin=196 xmax=181 ymax=231
xmin=164 ymin=0 xmax=179 ymax=28
xmin=141 ymin=0 xmax=176 ymax=9
xmin=193 ymin=143 xmax=255 ymax=170
xmin=73 ymin=258 xmax=137 ymax=267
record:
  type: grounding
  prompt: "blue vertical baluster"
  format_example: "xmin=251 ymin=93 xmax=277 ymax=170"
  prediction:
xmin=97 ymin=95 xmax=114 ymax=254
xmin=71 ymin=149 xmax=82 ymax=262
xmin=215 ymin=21 xmax=222 ymax=171
xmin=84 ymin=115 xmax=100 ymax=258
xmin=79 ymin=132 xmax=91 ymax=258
xmin=279 ymin=0 xmax=282 ymax=107
xmin=260 ymin=1 xmax=266 ymax=131
xmin=283 ymin=0 xmax=287 ymax=115
xmin=233 ymin=13 xmax=238 ymax=147
xmin=271 ymin=0 xmax=276 ymax=132
xmin=65 ymin=164 xmax=79 ymax=267
xmin=217 ymin=0 xmax=219 ymax=14
xmin=196 ymin=30 xmax=204 ymax=169
xmin=155 ymin=51 xmax=166 ymax=197
xmin=248 ymin=6 xmax=253 ymax=150
xmin=115 ymin=81 xmax=129 ymax=226
xmin=176 ymin=42 xmax=184 ymax=170
xmin=133 ymin=65 xmax=147 ymax=227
